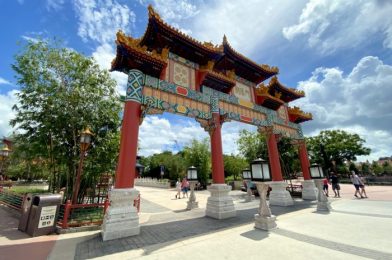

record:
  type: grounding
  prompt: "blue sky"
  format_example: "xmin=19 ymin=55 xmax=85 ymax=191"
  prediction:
xmin=1 ymin=0 xmax=392 ymax=162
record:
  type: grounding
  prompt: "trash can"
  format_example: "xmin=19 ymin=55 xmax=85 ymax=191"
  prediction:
xmin=25 ymin=194 xmax=62 ymax=237
xmin=18 ymin=193 xmax=34 ymax=232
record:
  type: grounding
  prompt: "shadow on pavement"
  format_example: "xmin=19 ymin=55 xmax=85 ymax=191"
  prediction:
xmin=74 ymin=200 xmax=315 ymax=259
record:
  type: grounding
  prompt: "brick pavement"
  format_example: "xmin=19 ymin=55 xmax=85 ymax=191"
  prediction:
xmin=74 ymin=200 xmax=314 ymax=259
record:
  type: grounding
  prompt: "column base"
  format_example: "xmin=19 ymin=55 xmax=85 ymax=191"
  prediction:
xmin=187 ymin=201 xmax=199 ymax=210
xmin=317 ymin=200 xmax=332 ymax=212
xmin=254 ymin=214 xmax=277 ymax=231
xmin=244 ymin=194 xmax=255 ymax=202
xmin=268 ymin=181 xmax=294 ymax=206
xmin=301 ymin=180 xmax=318 ymax=200
xmin=101 ymin=188 xmax=140 ymax=241
xmin=206 ymin=184 xmax=236 ymax=219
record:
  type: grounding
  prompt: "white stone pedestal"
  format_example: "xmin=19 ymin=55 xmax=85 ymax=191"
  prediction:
xmin=301 ymin=180 xmax=318 ymax=200
xmin=101 ymin=188 xmax=140 ymax=241
xmin=314 ymin=179 xmax=331 ymax=212
xmin=186 ymin=181 xmax=199 ymax=210
xmin=268 ymin=181 xmax=294 ymax=206
xmin=244 ymin=180 xmax=255 ymax=202
xmin=206 ymin=184 xmax=236 ymax=219
xmin=254 ymin=182 xmax=277 ymax=231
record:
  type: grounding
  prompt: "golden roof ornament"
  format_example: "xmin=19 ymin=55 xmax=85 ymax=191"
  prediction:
xmin=255 ymin=84 xmax=269 ymax=95
xmin=148 ymin=4 xmax=161 ymax=20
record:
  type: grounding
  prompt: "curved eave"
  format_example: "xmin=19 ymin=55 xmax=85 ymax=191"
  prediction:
xmin=255 ymin=94 xmax=284 ymax=111
xmin=111 ymin=44 xmax=167 ymax=78
xmin=222 ymin=42 xmax=278 ymax=83
xmin=200 ymin=70 xmax=235 ymax=93
xmin=288 ymin=112 xmax=313 ymax=123
xmin=269 ymin=77 xmax=304 ymax=103
xmin=140 ymin=14 xmax=222 ymax=63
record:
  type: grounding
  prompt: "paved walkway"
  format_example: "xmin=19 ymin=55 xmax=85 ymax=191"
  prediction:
xmin=0 ymin=184 xmax=391 ymax=260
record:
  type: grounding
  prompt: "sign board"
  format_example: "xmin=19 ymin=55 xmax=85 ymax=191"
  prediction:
xmin=38 ymin=205 xmax=57 ymax=228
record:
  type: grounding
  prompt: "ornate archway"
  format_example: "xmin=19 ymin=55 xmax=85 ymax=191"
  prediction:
xmin=102 ymin=5 xmax=316 ymax=241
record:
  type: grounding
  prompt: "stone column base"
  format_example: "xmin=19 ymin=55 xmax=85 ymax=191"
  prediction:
xmin=301 ymin=180 xmax=318 ymax=200
xmin=206 ymin=184 xmax=236 ymax=219
xmin=317 ymin=200 xmax=332 ymax=212
xmin=101 ymin=188 xmax=140 ymax=241
xmin=254 ymin=214 xmax=277 ymax=231
xmin=187 ymin=201 xmax=199 ymax=210
xmin=268 ymin=181 xmax=294 ymax=206
xmin=244 ymin=194 xmax=255 ymax=202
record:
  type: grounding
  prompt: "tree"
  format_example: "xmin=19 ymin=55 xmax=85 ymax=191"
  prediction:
xmin=277 ymin=137 xmax=300 ymax=179
xmin=183 ymin=139 xmax=211 ymax=187
xmin=142 ymin=151 xmax=186 ymax=180
xmin=223 ymin=154 xmax=248 ymax=181
xmin=237 ymin=129 xmax=268 ymax=163
xmin=11 ymin=39 xmax=121 ymax=201
xmin=306 ymin=130 xmax=371 ymax=174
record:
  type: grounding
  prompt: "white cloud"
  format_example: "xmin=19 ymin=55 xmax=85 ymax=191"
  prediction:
xmin=0 ymin=77 xmax=11 ymax=85
xmin=74 ymin=1 xmax=135 ymax=96
xmin=0 ymin=90 xmax=18 ymax=138
xmin=143 ymin=0 xmax=199 ymax=21
xmin=139 ymin=115 xmax=208 ymax=156
xmin=187 ymin=0 xmax=307 ymax=56
xmin=46 ymin=0 xmax=65 ymax=11
xmin=74 ymin=0 xmax=135 ymax=45
xmin=293 ymin=56 xmax=392 ymax=161
xmin=137 ymin=115 xmax=259 ymax=157
xmin=283 ymin=0 xmax=392 ymax=54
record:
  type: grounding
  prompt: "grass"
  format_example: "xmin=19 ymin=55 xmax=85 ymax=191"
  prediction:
xmin=8 ymin=187 xmax=51 ymax=194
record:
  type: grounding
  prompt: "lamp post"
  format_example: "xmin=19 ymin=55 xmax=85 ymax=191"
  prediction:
xmin=309 ymin=163 xmax=331 ymax=212
xmin=186 ymin=166 xmax=199 ymax=210
xmin=72 ymin=128 xmax=93 ymax=205
xmin=251 ymin=158 xmax=276 ymax=230
xmin=0 ymin=144 xmax=11 ymax=180
xmin=242 ymin=168 xmax=254 ymax=202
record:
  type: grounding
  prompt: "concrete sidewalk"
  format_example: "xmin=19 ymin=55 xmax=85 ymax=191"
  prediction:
xmin=1 ymin=184 xmax=392 ymax=260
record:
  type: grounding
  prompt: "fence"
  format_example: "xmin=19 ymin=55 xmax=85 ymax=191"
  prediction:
xmin=135 ymin=177 xmax=170 ymax=189
xmin=0 ymin=188 xmax=24 ymax=211
xmin=58 ymin=194 xmax=141 ymax=229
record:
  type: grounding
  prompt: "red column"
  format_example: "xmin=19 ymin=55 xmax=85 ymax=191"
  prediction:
xmin=298 ymin=141 xmax=311 ymax=180
xmin=210 ymin=113 xmax=225 ymax=184
xmin=266 ymin=131 xmax=284 ymax=181
xmin=115 ymin=101 xmax=140 ymax=188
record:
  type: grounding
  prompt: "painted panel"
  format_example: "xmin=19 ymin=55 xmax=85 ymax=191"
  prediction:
xmin=233 ymin=81 xmax=252 ymax=102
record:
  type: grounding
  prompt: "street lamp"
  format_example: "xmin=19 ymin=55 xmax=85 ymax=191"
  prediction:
xmin=186 ymin=166 xmax=198 ymax=210
xmin=242 ymin=169 xmax=253 ymax=202
xmin=309 ymin=163 xmax=324 ymax=179
xmin=72 ymin=127 xmax=93 ymax=205
xmin=309 ymin=163 xmax=331 ymax=212
xmin=0 ymin=144 xmax=11 ymax=180
xmin=250 ymin=158 xmax=276 ymax=230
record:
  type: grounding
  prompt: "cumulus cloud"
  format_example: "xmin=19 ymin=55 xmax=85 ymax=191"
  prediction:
xmin=74 ymin=0 xmax=135 ymax=45
xmin=0 ymin=90 xmax=18 ymax=138
xmin=140 ymin=0 xmax=199 ymax=21
xmin=283 ymin=0 xmax=392 ymax=54
xmin=187 ymin=0 xmax=306 ymax=56
xmin=292 ymin=56 xmax=392 ymax=160
xmin=74 ymin=0 xmax=133 ymax=96
xmin=139 ymin=115 xmax=208 ymax=156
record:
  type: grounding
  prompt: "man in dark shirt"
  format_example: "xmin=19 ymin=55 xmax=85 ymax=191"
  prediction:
xmin=330 ymin=172 xmax=341 ymax=198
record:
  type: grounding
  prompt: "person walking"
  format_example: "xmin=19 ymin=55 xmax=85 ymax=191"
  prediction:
xmin=330 ymin=172 xmax=341 ymax=198
xmin=351 ymin=171 xmax=364 ymax=198
xmin=181 ymin=177 xmax=189 ymax=198
xmin=175 ymin=178 xmax=182 ymax=199
xmin=359 ymin=174 xmax=368 ymax=198
xmin=322 ymin=177 xmax=330 ymax=197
